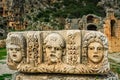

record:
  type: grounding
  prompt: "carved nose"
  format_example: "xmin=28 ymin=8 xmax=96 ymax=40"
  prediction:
xmin=94 ymin=48 xmax=97 ymax=53
xmin=51 ymin=47 xmax=55 ymax=52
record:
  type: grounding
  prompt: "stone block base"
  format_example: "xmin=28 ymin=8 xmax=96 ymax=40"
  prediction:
xmin=13 ymin=71 xmax=118 ymax=80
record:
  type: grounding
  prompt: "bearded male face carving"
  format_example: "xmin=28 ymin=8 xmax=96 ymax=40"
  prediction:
xmin=46 ymin=41 xmax=63 ymax=63
xmin=44 ymin=33 xmax=65 ymax=64
xmin=88 ymin=42 xmax=104 ymax=63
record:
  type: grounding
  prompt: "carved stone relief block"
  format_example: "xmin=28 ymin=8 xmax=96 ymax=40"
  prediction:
xmin=6 ymin=30 xmax=110 ymax=74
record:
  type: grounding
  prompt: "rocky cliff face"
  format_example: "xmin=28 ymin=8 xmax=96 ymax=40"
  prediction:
xmin=10 ymin=0 xmax=120 ymax=18
xmin=98 ymin=0 xmax=120 ymax=17
xmin=7 ymin=0 xmax=120 ymax=30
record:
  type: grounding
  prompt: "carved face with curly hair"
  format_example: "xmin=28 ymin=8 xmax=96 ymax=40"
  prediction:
xmin=83 ymin=31 xmax=108 ymax=64
xmin=6 ymin=33 xmax=25 ymax=63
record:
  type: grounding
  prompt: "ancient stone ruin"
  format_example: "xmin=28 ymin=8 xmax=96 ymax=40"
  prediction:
xmin=6 ymin=30 xmax=118 ymax=80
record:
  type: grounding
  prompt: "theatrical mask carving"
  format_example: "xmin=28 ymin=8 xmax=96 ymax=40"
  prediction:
xmin=8 ymin=45 xmax=22 ymax=62
xmin=44 ymin=33 xmax=65 ymax=64
xmin=82 ymin=31 xmax=110 ymax=73
xmin=88 ymin=42 xmax=104 ymax=63
xmin=6 ymin=33 xmax=26 ymax=69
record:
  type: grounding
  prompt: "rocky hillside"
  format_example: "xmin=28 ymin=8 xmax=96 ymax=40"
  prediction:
xmin=7 ymin=0 xmax=120 ymax=30
xmin=98 ymin=0 xmax=120 ymax=17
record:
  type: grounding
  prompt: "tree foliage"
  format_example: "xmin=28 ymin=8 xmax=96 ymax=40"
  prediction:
xmin=14 ymin=0 xmax=105 ymax=30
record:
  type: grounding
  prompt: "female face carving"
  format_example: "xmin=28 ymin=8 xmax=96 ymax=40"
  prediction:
xmin=88 ymin=42 xmax=104 ymax=63
xmin=8 ymin=45 xmax=22 ymax=62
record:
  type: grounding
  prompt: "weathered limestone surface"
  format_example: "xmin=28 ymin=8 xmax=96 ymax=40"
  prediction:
xmin=14 ymin=72 xmax=118 ymax=80
xmin=6 ymin=30 xmax=110 ymax=74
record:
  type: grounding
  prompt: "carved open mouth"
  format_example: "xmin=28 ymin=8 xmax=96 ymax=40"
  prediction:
xmin=93 ymin=55 xmax=99 ymax=58
xmin=13 ymin=54 xmax=17 ymax=57
xmin=50 ymin=54 xmax=56 ymax=57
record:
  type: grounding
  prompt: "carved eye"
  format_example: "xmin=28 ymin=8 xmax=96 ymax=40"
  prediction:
xmin=97 ymin=47 xmax=103 ymax=50
xmin=88 ymin=47 xmax=94 ymax=50
xmin=47 ymin=46 xmax=52 ymax=49
xmin=56 ymin=47 xmax=60 ymax=51
xmin=16 ymin=48 xmax=20 ymax=51
xmin=10 ymin=48 xmax=13 ymax=51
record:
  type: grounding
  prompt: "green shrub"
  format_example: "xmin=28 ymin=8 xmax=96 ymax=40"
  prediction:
xmin=0 ymin=48 xmax=7 ymax=60
xmin=0 ymin=74 xmax=12 ymax=80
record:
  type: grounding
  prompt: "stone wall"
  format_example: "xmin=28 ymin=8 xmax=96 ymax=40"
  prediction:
xmin=104 ymin=9 xmax=120 ymax=53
